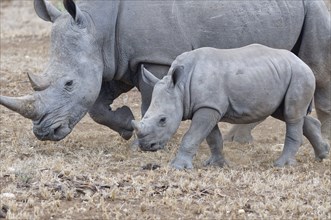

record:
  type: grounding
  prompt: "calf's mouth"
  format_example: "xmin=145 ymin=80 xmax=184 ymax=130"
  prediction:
xmin=139 ymin=141 xmax=165 ymax=152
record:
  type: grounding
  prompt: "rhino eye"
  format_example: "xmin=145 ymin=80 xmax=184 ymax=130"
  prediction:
xmin=159 ymin=117 xmax=167 ymax=127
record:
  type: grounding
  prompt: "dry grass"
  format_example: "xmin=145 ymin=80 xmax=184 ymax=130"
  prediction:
xmin=1 ymin=1 xmax=331 ymax=219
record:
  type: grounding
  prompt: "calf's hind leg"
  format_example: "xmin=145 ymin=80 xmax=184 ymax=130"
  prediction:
xmin=274 ymin=119 xmax=304 ymax=167
xmin=272 ymin=109 xmax=329 ymax=164
xmin=204 ymin=125 xmax=227 ymax=167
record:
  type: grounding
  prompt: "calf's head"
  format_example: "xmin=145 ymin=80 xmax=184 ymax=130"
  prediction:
xmin=132 ymin=66 xmax=185 ymax=151
xmin=0 ymin=0 xmax=103 ymax=141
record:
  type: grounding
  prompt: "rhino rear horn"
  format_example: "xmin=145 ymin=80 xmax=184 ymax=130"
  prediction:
xmin=34 ymin=0 xmax=61 ymax=22
xmin=0 ymin=94 xmax=40 ymax=120
xmin=27 ymin=72 xmax=50 ymax=91
xmin=141 ymin=65 xmax=160 ymax=87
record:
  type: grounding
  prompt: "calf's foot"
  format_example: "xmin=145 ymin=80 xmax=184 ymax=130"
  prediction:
xmin=170 ymin=155 xmax=193 ymax=170
xmin=204 ymin=155 xmax=227 ymax=167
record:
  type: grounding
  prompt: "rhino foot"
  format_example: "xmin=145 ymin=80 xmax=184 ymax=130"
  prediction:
xmin=204 ymin=155 xmax=227 ymax=167
xmin=315 ymin=142 xmax=330 ymax=161
xmin=274 ymin=156 xmax=297 ymax=167
xmin=170 ymin=156 xmax=193 ymax=170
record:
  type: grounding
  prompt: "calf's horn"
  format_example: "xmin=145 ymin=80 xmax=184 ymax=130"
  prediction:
xmin=27 ymin=72 xmax=50 ymax=91
xmin=0 ymin=94 xmax=40 ymax=120
xmin=131 ymin=120 xmax=142 ymax=133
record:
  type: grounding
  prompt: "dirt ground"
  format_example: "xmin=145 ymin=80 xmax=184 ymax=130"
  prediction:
xmin=0 ymin=1 xmax=330 ymax=219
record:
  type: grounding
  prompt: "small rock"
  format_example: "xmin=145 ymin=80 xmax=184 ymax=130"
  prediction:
xmin=0 ymin=205 xmax=9 ymax=218
xmin=7 ymin=167 xmax=15 ymax=173
xmin=238 ymin=209 xmax=245 ymax=214
xmin=142 ymin=163 xmax=161 ymax=170
xmin=1 ymin=193 xmax=15 ymax=199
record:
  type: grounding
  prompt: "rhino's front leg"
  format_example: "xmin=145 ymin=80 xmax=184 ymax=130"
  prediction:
xmin=224 ymin=121 xmax=262 ymax=144
xmin=171 ymin=108 xmax=221 ymax=170
xmin=89 ymin=80 xmax=134 ymax=140
xmin=204 ymin=125 xmax=227 ymax=167
xmin=274 ymin=119 xmax=304 ymax=167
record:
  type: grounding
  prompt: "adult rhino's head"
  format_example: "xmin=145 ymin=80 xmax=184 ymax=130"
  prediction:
xmin=0 ymin=0 xmax=103 ymax=141
xmin=131 ymin=66 xmax=185 ymax=151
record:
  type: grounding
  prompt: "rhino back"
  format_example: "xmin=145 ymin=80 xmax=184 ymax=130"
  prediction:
xmin=180 ymin=45 xmax=299 ymax=123
xmin=115 ymin=0 xmax=305 ymax=78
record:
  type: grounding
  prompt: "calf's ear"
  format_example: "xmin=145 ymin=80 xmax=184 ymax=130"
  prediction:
xmin=141 ymin=65 xmax=160 ymax=87
xmin=34 ymin=0 xmax=61 ymax=22
xmin=171 ymin=66 xmax=186 ymax=87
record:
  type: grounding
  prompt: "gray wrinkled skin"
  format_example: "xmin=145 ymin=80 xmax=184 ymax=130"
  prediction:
xmin=133 ymin=45 xmax=330 ymax=169
xmin=0 ymin=0 xmax=329 ymax=142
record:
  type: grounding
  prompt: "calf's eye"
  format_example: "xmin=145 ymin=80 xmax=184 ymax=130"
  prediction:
xmin=65 ymin=80 xmax=73 ymax=87
xmin=64 ymin=80 xmax=74 ymax=91
xmin=159 ymin=117 xmax=167 ymax=126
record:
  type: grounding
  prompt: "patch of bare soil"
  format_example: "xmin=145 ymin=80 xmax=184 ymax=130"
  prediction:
xmin=0 ymin=1 xmax=330 ymax=219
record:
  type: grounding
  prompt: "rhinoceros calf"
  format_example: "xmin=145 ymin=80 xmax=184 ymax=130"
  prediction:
xmin=132 ymin=44 xmax=330 ymax=169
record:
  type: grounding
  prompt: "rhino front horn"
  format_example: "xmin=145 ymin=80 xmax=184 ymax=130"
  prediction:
xmin=27 ymin=72 xmax=50 ymax=91
xmin=0 ymin=94 xmax=40 ymax=120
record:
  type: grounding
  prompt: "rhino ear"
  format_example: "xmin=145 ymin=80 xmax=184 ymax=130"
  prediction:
xmin=171 ymin=66 xmax=186 ymax=87
xmin=63 ymin=0 xmax=86 ymax=28
xmin=141 ymin=65 xmax=160 ymax=87
xmin=34 ymin=0 xmax=61 ymax=22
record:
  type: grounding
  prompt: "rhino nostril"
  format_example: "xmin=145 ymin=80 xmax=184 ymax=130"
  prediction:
xmin=33 ymin=128 xmax=50 ymax=140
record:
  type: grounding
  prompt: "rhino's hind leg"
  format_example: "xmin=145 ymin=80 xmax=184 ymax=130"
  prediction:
xmin=224 ymin=121 xmax=262 ymax=144
xmin=303 ymin=115 xmax=330 ymax=161
xmin=296 ymin=0 xmax=331 ymax=141
xmin=315 ymin=85 xmax=331 ymax=142
xmin=274 ymin=119 xmax=304 ymax=167
xmin=204 ymin=125 xmax=227 ymax=167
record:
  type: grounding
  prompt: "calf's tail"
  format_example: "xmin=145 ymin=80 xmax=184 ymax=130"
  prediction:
xmin=307 ymin=98 xmax=313 ymax=115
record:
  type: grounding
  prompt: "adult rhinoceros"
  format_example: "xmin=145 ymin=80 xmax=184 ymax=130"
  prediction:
xmin=0 ymin=0 xmax=330 ymax=142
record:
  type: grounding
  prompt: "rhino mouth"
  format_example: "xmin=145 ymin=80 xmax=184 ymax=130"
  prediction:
xmin=33 ymin=121 xmax=72 ymax=141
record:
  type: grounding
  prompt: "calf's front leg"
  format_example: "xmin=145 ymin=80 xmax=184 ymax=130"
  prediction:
xmin=171 ymin=108 xmax=221 ymax=169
